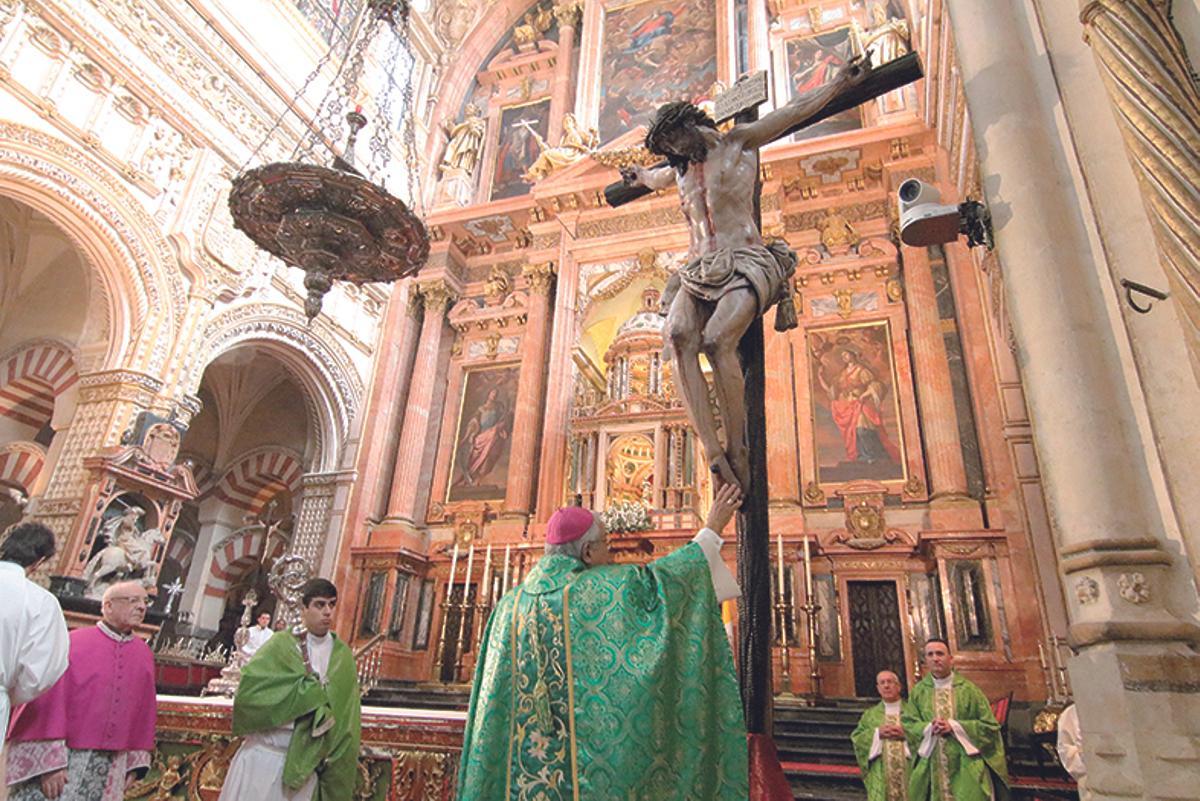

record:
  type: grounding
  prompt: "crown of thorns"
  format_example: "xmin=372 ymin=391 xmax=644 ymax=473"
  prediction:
xmin=644 ymin=101 xmax=718 ymax=155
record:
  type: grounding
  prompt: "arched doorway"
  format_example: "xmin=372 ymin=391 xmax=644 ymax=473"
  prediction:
xmin=174 ymin=346 xmax=325 ymax=646
xmin=0 ymin=199 xmax=91 ymax=521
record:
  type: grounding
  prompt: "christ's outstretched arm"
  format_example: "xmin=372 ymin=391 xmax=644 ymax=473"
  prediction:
xmin=731 ymin=57 xmax=869 ymax=150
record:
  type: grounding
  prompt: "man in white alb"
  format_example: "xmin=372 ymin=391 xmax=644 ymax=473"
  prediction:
xmin=0 ymin=523 xmax=69 ymax=801
xmin=243 ymin=611 xmax=274 ymax=657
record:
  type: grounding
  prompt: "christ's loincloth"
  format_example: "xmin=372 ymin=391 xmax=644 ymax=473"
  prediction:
xmin=661 ymin=241 xmax=798 ymax=318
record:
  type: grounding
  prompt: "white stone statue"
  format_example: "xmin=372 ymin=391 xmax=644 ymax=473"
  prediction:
xmin=82 ymin=506 xmax=165 ymax=598
xmin=440 ymin=104 xmax=487 ymax=177
xmin=523 ymin=113 xmax=600 ymax=182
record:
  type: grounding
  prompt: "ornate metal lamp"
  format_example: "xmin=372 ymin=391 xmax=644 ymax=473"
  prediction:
xmin=228 ymin=0 xmax=429 ymax=319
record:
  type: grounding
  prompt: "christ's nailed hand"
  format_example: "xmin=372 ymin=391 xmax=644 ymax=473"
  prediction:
xmin=705 ymin=483 xmax=743 ymax=534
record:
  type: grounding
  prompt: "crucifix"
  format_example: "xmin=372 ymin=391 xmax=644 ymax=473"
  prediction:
xmin=162 ymin=577 xmax=185 ymax=616
xmin=605 ymin=52 xmax=923 ymax=794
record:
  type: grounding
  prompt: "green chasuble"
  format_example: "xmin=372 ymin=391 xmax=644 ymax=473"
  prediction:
xmin=851 ymin=700 xmax=915 ymax=801
xmin=902 ymin=674 xmax=1008 ymax=801
xmin=232 ymin=630 xmax=362 ymax=800
xmin=457 ymin=544 xmax=748 ymax=801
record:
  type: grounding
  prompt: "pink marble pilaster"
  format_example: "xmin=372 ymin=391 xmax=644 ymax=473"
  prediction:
xmin=386 ymin=279 xmax=460 ymax=524
xmin=900 ymin=244 xmax=970 ymax=501
xmin=503 ymin=262 xmax=556 ymax=517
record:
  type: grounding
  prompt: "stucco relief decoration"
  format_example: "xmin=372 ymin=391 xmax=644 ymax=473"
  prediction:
xmin=1075 ymin=577 xmax=1100 ymax=606
xmin=1117 ymin=572 xmax=1151 ymax=605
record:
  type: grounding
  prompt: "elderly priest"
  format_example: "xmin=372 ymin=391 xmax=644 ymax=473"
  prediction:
xmin=457 ymin=483 xmax=747 ymax=800
xmin=5 ymin=581 xmax=156 ymax=801
xmin=903 ymin=639 xmax=1009 ymax=801
xmin=851 ymin=670 xmax=914 ymax=801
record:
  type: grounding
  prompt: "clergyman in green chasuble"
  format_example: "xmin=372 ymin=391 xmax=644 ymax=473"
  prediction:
xmin=851 ymin=670 xmax=915 ymax=801
xmin=457 ymin=487 xmax=748 ymax=801
xmin=219 ymin=579 xmax=362 ymax=801
xmin=902 ymin=640 xmax=1009 ymax=801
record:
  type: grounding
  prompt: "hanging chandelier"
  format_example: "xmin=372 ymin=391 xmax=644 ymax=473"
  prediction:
xmin=228 ymin=0 xmax=429 ymax=319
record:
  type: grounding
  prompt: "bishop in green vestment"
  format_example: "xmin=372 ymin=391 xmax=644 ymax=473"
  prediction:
xmin=457 ymin=484 xmax=749 ymax=801
xmin=851 ymin=670 xmax=915 ymax=801
xmin=218 ymin=579 xmax=361 ymax=801
xmin=903 ymin=639 xmax=1009 ymax=801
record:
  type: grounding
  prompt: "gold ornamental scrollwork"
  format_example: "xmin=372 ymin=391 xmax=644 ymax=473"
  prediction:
xmin=522 ymin=261 xmax=557 ymax=295
xmin=420 ymin=281 xmax=458 ymax=316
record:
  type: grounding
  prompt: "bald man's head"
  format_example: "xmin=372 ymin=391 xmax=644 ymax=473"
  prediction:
xmin=876 ymin=670 xmax=902 ymax=702
xmin=102 ymin=581 xmax=148 ymax=633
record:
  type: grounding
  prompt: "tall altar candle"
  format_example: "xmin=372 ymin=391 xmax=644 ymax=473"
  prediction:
xmin=447 ymin=541 xmax=460 ymax=594
xmin=776 ymin=532 xmax=785 ymax=593
xmin=480 ymin=543 xmax=493 ymax=604
xmin=501 ymin=543 xmax=512 ymax=595
xmin=463 ymin=542 xmax=476 ymax=598
xmin=803 ymin=536 xmax=814 ymax=601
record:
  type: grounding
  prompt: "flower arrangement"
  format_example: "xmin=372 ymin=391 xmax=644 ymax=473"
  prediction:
xmin=602 ymin=500 xmax=652 ymax=534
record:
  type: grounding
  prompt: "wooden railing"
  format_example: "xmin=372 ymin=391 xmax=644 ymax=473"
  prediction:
xmin=353 ymin=633 xmax=386 ymax=697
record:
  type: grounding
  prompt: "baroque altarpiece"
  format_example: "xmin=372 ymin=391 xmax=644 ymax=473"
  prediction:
xmin=337 ymin=0 xmax=1062 ymax=707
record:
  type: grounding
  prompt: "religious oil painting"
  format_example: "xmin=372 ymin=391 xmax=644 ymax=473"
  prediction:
xmin=447 ymin=365 xmax=520 ymax=503
xmin=490 ymin=99 xmax=551 ymax=200
xmin=785 ymin=27 xmax=864 ymax=141
xmin=808 ymin=321 xmax=905 ymax=484
xmin=598 ymin=0 xmax=719 ymax=144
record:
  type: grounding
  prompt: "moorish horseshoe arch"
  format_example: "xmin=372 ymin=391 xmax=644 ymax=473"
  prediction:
xmin=0 ymin=123 xmax=187 ymax=375
xmin=187 ymin=304 xmax=364 ymax=474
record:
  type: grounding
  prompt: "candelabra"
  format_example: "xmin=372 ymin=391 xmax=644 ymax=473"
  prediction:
xmin=798 ymin=536 xmax=823 ymax=705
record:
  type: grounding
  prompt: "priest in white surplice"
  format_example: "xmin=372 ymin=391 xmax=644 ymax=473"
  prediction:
xmin=243 ymin=612 xmax=275 ymax=657
xmin=0 ymin=523 xmax=70 ymax=801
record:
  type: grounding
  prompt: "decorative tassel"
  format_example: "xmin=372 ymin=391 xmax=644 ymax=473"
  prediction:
xmin=774 ymin=287 xmax=799 ymax=332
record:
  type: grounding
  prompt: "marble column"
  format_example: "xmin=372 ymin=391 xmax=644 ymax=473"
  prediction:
xmin=900 ymin=244 xmax=970 ymax=501
xmin=386 ymin=280 xmax=459 ymax=525
xmin=503 ymin=262 xmax=556 ymax=518
xmin=369 ymin=285 xmax=425 ymax=521
xmin=944 ymin=1 xmax=1200 ymax=796
xmin=547 ymin=1 xmax=583 ymax=141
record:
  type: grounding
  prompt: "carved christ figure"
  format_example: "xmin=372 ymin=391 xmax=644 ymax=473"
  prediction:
xmin=621 ymin=59 xmax=867 ymax=490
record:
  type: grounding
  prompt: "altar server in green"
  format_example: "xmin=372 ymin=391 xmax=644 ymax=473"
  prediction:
xmin=851 ymin=670 xmax=915 ymax=801
xmin=903 ymin=639 xmax=1009 ymax=801
xmin=218 ymin=579 xmax=361 ymax=801
xmin=457 ymin=483 xmax=748 ymax=801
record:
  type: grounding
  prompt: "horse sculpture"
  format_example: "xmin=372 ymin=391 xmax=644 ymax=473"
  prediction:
xmin=82 ymin=507 xmax=165 ymax=598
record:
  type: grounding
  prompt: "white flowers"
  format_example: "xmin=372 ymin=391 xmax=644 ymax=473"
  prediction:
xmin=602 ymin=500 xmax=652 ymax=534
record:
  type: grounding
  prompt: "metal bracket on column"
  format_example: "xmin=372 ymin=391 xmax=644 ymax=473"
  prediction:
xmin=1119 ymin=278 xmax=1169 ymax=314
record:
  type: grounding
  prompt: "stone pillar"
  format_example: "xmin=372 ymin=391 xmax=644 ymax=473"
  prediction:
xmin=29 ymin=370 xmax=160 ymax=565
xmin=503 ymin=261 xmax=555 ymax=518
xmin=386 ymin=280 xmax=459 ymax=524
xmin=944 ymin=2 xmax=1200 ymax=796
xmin=547 ymin=1 xmax=583 ymax=141
xmin=291 ymin=472 xmax=341 ymax=563
xmin=1077 ymin=0 xmax=1200 ymax=375
xmin=900 ymin=244 xmax=970 ymax=501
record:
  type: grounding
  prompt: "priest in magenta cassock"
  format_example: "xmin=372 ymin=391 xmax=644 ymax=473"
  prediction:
xmin=5 ymin=581 xmax=156 ymax=801
xmin=457 ymin=483 xmax=748 ymax=801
